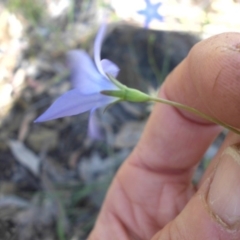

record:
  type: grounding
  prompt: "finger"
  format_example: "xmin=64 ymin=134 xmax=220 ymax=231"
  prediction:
xmin=152 ymin=135 xmax=240 ymax=240
xmin=120 ymin=33 xmax=240 ymax=234
xmin=89 ymin=33 xmax=240 ymax=239
xmin=130 ymin=32 xmax=240 ymax=173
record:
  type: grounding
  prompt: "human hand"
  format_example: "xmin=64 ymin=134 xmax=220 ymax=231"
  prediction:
xmin=88 ymin=33 xmax=240 ymax=240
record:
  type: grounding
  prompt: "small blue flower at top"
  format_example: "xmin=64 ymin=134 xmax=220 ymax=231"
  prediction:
xmin=137 ymin=0 xmax=164 ymax=28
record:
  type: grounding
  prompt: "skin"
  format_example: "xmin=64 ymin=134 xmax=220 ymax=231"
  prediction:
xmin=88 ymin=33 xmax=240 ymax=240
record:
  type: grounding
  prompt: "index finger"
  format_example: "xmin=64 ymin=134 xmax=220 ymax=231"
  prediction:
xmin=89 ymin=33 xmax=240 ymax=239
xmin=130 ymin=32 xmax=240 ymax=173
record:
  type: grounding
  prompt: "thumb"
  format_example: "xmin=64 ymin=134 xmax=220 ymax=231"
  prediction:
xmin=152 ymin=142 xmax=240 ymax=240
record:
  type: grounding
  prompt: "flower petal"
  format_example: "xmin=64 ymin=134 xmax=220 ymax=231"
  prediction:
xmin=88 ymin=109 xmax=103 ymax=140
xmin=67 ymin=50 xmax=102 ymax=92
xmin=94 ymin=23 xmax=107 ymax=76
xmin=67 ymin=50 xmax=116 ymax=93
xmin=34 ymin=89 xmax=117 ymax=122
xmin=101 ymin=59 xmax=120 ymax=77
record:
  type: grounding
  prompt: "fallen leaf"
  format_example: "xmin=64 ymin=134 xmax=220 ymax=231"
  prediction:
xmin=8 ymin=140 xmax=40 ymax=176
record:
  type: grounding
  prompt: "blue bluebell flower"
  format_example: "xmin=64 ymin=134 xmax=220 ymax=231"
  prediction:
xmin=34 ymin=24 xmax=120 ymax=123
xmin=138 ymin=0 xmax=164 ymax=28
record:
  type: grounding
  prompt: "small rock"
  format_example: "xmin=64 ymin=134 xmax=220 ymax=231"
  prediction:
xmin=0 ymin=182 xmax=17 ymax=195
xmin=0 ymin=196 xmax=29 ymax=209
xmin=27 ymin=127 xmax=58 ymax=152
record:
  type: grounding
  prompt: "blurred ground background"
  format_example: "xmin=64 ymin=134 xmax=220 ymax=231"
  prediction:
xmin=0 ymin=0 xmax=239 ymax=239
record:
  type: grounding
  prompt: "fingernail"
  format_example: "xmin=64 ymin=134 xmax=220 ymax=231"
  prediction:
xmin=207 ymin=144 xmax=240 ymax=229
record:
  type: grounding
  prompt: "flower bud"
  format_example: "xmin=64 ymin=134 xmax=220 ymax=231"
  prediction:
xmin=101 ymin=87 xmax=150 ymax=102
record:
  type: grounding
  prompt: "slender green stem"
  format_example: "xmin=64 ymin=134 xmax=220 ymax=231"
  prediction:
xmin=105 ymin=75 xmax=240 ymax=135
xmin=149 ymin=96 xmax=240 ymax=135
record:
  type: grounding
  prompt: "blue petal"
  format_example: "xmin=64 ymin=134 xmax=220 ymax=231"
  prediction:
xmin=137 ymin=0 xmax=164 ymax=28
xmin=34 ymin=89 xmax=116 ymax=122
xmin=88 ymin=109 xmax=103 ymax=140
xmin=101 ymin=59 xmax=120 ymax=78
xmin=94 ymin=23 xmax=107 ymax=76
xmin=67 ymin=50 xmax=116 ymax=93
